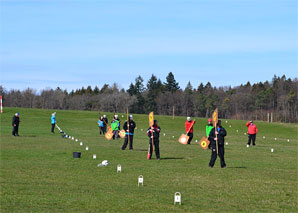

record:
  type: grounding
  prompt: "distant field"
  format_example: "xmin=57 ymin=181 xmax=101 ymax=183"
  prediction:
xmin=0 ymin=107 xmax=297 ymax=212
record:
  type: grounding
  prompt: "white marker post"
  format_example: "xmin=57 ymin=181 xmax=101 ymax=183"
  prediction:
xmin=138 ymin=175 xmax=143 ymax=187
xmin=226 ymin=142 xmax=228 ymax=145
xmin=85 ymin=146 xmax=88 ymax=151
xmin=263 ymin=136 xmax=266 ymax=139
xmin=274 ymin=138 xmax=277 ymax=141
xmin=174 ymin=192 xmax=181 ymax=205
xmin=80 ymin=142 xmax=83 ymax=146
xmin=75 ymin=139 xmax=78 ymax=142
xmin=117 ymin=164 xmax=121 ymax=173
xmin=246 ymin=144 xmax=249 ymax=148
xmin=271 ymin=148 xmax=274 ymax=153
xmin=287 ymin=139 xmax=290 ymax=142
xmin=93 ymin=154 xmax=96 ymax=159
xmin=236 ymin=130 xmax=238 ymax=133
xmin=72 ymin=137 xmax=74 ymax=140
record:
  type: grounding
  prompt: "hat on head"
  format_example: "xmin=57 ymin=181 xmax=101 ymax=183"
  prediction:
xmin=103 ymin=115 xmax=106 ymax=118
xmin=187 ymin=117 xmax=191 ymax=121
xmin=129 ymin=115 xmax=133 ymax=119
xmin=208 ymin=118 xmax=212 ymax=122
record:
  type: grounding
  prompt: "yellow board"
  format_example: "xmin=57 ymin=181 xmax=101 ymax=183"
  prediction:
xmin=212 ymin=108 xmax=218 ymax=127
xmin=105 ymin=129 xmax=113 ymax=140
xmin=119 ymin=130 xmax=126 ymax=138
xmin=149 ymin=112 xmax=154 ymax=126
xmin=200 ymin=137 xmax=210 ymax=150
xmin=178 ymin=134 xmax=189 ymax=145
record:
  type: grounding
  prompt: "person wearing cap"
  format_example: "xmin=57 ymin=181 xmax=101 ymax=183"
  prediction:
xmin=111 ymin=115 xmax=120 ymax=140
xmin=97 ymin=116 xmax=104 ymax=135
xmin=206 ymin=118 xmax=213 ymax=149
xmin=51 ymin=112 xmax=56 ymax=133
xmin=122 ymin=115 xmax=136 ymax=150
xmin=246 ymin=120 xmax=258 ymax=146
xmin=147 ymin=120 xmax=161 ymax=160
xmin=208 ymin=120 xmax=227 ymax=168
xmin=185 ymin=117 xmax=195 ymax=144
xmin=102 ymin=115 xmax=108 ymax=134
xmin=12 ymin=113 xmax=20 ymax=136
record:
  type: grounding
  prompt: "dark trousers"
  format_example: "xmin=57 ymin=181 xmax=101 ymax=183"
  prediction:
xmin=51 ymin=124 xmax=55 ymax=133
xmin=209 ymin=143 xmax=226 ymax=168
xmin=248 ymin=134 xmax=256 ymax=145
xmin=122 ymin=135 xmax=134 ymax=150
xmin=102 ymin=125 xmax=107 ymax=134
xmin=149 ymin=138 xmax=160 ymax=159
xmin=12 ymin=125 xmax=19 ymax=136
xmin=99 ymin=127 xmax=104 ymax=135
xmin=112 ymin=130 xmax=120 ymax=140
xmin=187 ymin=132 xmax=193 ymax=144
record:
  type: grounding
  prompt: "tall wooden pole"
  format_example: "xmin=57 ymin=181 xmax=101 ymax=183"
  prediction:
xmin=173 ymin=105 xmax=175 ymax=120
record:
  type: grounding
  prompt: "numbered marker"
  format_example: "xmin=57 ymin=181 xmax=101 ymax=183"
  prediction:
xmin=271 ymin=148 xmax=274 ymax=153
xmin=85 ymin=146 xmax=88 ymax=151
xmin=117 ymin=164 xmax=121 ymax=173
xmin=72 ymin=137 xmax=74 ymax=140
xmin=236 ymin=130 xmax=239 ymax=133
xmin=274 ymin=138 xmax=277 ymax=141
xmin=229 ymin=125 xmax=231 ymax=128
xmin=80 ymin=142 xmax=83 ymax=146
xmin=244 ymin=133 xmax=247 ymax=135
xmin=75 ymin=139 xmax=78 ymax=142
xmin=287 ymin=139 xmax=290 ymax=142
xmin=172 ymin=136 xmax=175 ymax=138
xmin=163 ymin=133 xmax=166 ymax=136
xmin=246 ymin=144 xmax=249 ymax=148
xmin=93 ymin=154 xmax=96 ymax=159
xmin=225 ymin=120 xmax=228 ymax=123
xmin=263 ymin=136 xmax=266 ymax=139
xmin=226 ymin=142 xmax=228 ymax=145
xmin=138 ymin=175 xmax=143 ymax=186
xmin=174 ymin=192 xmax=181 ymax=205
xmin=141 ymin=129 xmax=143 ymax=131
xmin=195 ymin=140 xmax=198 ymax=143
xmin=69 ymin=136 xmax=71 ymax=139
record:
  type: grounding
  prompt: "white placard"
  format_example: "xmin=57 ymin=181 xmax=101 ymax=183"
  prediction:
xmin=72 ymin=137 xmax=74 ymax=140
xmin=274 ymin=138 xmax=277 ymax=141
xmin=75 ymin=139 xmax=78 ymax=142
xmin=287 ymin=139 xmax=290 ymax=142
xmin=174 ymin=192 xmax=181 ymax=205
xmin=117 ymin=164 xmax=121 ymax=173
xmin=138 ymin=175 xmax=143 ymax=186
xmin=236 ymin=130 xmax=238 ymax=133
xmin=226 ymin=142 xmax=228 ymax=145
xmin=93 ymin=154 xmax=96 ymax=159
xmin=271 ymin=148 xmax=274 ymax=153
xmin=229 ymin=125 xmax=231 ymax=128
xmin=244 ymin=133 xmax=247 ymax=135
xmin=85 ymin=146 xmax=88 ymax=151
xmin=246 ymin=144 xmax=249 ymax=148
xmin=263 ymin=136 xmax=266 ymax=139
xmin=80 ymin=142 xmax=83 ymax=146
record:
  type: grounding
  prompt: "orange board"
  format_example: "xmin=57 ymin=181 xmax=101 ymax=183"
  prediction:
xmin=199 ymin=137 xmax=210 ymax=150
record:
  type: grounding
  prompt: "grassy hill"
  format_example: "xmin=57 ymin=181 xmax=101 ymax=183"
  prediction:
xmin=0 ymin=107 xmax=297 ymax=212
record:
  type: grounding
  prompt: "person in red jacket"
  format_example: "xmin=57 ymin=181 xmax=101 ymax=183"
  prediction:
xmin=185 ymin=117 xmax=195 ymax=144
xmin=246 ymin=120 xmax=258 ymax=146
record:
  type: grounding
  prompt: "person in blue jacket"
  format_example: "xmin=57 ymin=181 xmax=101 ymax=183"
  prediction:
xmin=51 ymin=112 xmax=56 ymax=133
xmin=97 ymin=116 xmax=104 ymax=135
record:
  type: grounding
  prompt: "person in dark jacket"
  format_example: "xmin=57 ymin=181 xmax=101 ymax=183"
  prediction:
xmin=208 ymin=120 xmax=227 ymax=168
xmin=147 ymin=120 xmax=161 ymax=160
xmin=97 ymin=116 xmax=104 ymax=135
xmin=12 ymin=113 xmax=20 ymax=136
xmin=102 ymin=115 xmax=108 ymax=134
xmin=122 ymin=115 xmax=136 ymax=150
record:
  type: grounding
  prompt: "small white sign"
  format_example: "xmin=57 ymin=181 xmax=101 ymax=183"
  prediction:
xmin=225 ymin=120 xmax=228 ymax=123
xmin=226 ymin=142 xmax=228 ymax=145
xmin=195 ymin=140 xmax=198 ymax=143
xmin=72 ymin=137 xmax=74 ymax=140
xmin=174 ymin=192 xmax=181 ymax=205
xmin=117 ymin=164 xmax=121 ymax=173
xmin=271 ymin=148 xmax=274 ymax=153
xmin=244 ymin=133 xmax=247 ymax=135
xmin=85 ymin=146 xmax=89 ymax=151
xmin=246 ymin=144 xmax=249 ymax=148
xmin=80 ymin=142 xmax=83 ymax=146
xmin=229 ymin=125 xmax=231 ymax=128
xmin=287 ymin=139 xmax=290 ymax=142
xmin=69 ymin=136 xmax=71 ymax=139
xmin=172 ymin=136 xmax=175 ymax=138
xmin=141 ymin=129 xmax=143 ymax=131
xmin=93 ymin=154 xmax=96 ymax=159
xmin=263 ymin=136 xmax=266 ymax=139
xmin=138 ymin=175 xmax=143 ymax=186
xmin=163 ymin=133 xmax=166 ymax=136
xmin=75 ymin=139 xmax=78 ymax=142
xmin=274 ymin=138 xmax=277 ymax=141
xmin=236 ymin=130 xmax=239 ymax=133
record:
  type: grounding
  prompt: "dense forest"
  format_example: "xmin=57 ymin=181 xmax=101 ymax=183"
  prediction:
xmin=1 ymin=73 xmax=297 ymax=122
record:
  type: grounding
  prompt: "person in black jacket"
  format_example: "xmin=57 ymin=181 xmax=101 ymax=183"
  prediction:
xmin=102 ymin=115 xmax=108 ymax=134
xmin=12 ymin=113 xmax=20 ymax=136
xmin=121 ymin=115 xmax=136 ymax=150
xmin=147 ymin=120 xmax=161 ymax=160
xmin=208 ymin=120 xmax=227 ymax=168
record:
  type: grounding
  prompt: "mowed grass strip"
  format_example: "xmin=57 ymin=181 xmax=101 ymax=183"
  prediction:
xmin=0 ymin=107 xmax=297 ymax=212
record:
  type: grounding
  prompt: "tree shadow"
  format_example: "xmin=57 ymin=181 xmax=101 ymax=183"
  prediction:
xmin=160 ymin=157 xmax=184 ymax=160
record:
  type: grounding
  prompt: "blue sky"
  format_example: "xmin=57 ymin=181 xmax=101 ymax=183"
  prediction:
xmin=0 ymin=0 xmax=297 ymax=92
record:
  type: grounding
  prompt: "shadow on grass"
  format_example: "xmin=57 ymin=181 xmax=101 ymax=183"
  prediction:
xmin=134 ymin=149 xmax=148 ymax=152
xmin=227 ymin=166 xmax=247 ymax=169
xmin=160 ymin=157 xmax=184 ymax=160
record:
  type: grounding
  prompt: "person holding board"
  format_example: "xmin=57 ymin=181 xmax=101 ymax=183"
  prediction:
xmin=208 ymin=120 xmax=227 ymax=168
xmin=122 ymin=115 xmax=136 ymax=150
xmin=246 ymin=120 xmax=258 ymax=146
xmin=147 ymin=120 xmax=161 ymax=160
xmin=185 ymin=117 xmax=195 ymax=144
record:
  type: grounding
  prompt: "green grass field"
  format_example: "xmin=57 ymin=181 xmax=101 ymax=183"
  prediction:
xmin=0 ymin=107 xmax=297 ymax=212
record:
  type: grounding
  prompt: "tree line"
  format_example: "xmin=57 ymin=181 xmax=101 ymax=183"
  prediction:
xmin=1 ymin=73 xmax=297 ymax=122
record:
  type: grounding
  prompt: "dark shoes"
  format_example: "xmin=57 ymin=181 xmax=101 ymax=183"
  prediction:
xmin=221 ymin=166 xmax=226 ymax=168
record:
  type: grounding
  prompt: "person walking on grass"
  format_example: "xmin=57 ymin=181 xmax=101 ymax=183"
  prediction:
xmin=98 ymin=116 xmax=104 ymax=135
xmin=147 ymin=120 xmax=161 ymax=160
xmin=209 ymin=120 xmax=227 ymax=168
xmin=185 ymin=117 xmax=195 ymax=144
xmin=122 ymin=115 xmax=136 ymax=150
xmin=103 ymin=115 xmax=108 ymax=134
xmin=246 ymin=120 xmax=258 ymax=146
xmin=111 ymin=115 xmax=120 ymax=140
xmin=51 ymin=112 xmax=56 ymax=134
xmin=12 ymin=113 xmax=20 ymax=136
